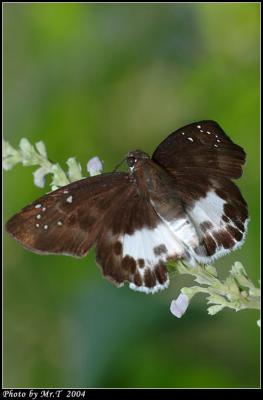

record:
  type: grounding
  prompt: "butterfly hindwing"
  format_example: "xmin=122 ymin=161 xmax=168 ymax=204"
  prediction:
xmin=96 ymin=192 xmax=172 ymax=293
xmin=176 ymin=176 xmax=248 ymax=262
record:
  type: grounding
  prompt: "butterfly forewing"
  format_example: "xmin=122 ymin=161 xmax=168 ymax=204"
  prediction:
xmin=152 ymin=120 xmax=246 ymax=179
xmin=6 ymin=172 xmax=131 ymax=257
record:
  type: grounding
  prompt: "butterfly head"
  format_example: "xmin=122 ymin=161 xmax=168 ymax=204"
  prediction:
xmin=126 ymin=150 xmax=149 ymax=171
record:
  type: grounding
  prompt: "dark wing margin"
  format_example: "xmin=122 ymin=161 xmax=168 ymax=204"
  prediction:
xmin=6 ymin=172 xmax=131 ymax=258
xmin=152 ymin=120 xmax=246 ymax=179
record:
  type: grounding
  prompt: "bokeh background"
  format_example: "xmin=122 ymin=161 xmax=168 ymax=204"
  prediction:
xmin=3 ymin=3 xmax=260 ymax=388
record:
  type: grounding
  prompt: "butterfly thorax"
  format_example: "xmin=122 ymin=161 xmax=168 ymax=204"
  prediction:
xmin=126 ymin=150 xmax=149 ymax=169
xmin=127 ymin=150 xmax=179 ymax=199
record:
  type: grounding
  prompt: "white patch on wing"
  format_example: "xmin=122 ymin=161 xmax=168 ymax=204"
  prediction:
xmin=123 ymin=223 xmax=184 ymax=266
xmin=158 ymin=218 xmax=198 ymax=267
xmin=161 ymin=218 xmax=199 ymax=249
xmin=150 ymin=198 xmax=199 ymax=252
xmin=186 ymin=190 xmax=249 ymax=263
xmin=188 ymin=191 xmax=226 ymax=228
xmin=122 ymin=216 xmax=200 ymax=293
xmin=122 ymin=223 xmax=185 ymax=293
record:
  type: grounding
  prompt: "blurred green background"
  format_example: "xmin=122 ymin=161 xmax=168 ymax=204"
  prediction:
xmin=3 ymin=3 xmax=260 ymax=388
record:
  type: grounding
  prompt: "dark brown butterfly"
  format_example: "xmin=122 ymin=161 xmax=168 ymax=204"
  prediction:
xmin=6 ymin=121 xmax=248 ymax=294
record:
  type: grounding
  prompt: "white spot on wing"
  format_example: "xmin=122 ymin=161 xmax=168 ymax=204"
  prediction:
xmin=36 ymin=214 xmax=42 ymax=219
xmin=197 ymin=125 xmax=201 ymax=129
xmin=44 ymin=225 xmax=48 ymax=230
xmin=66 ymin=196 xmax=73 ymax=203
xmin=57 ymin=221 xmax=63 ymax=226
xmin=187 ymin=137 xmax=194 ymax=142
xmin=35 ymin=204 xmax=41 ymax=209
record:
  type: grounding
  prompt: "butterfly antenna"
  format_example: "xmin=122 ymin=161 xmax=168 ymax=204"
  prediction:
xmin=113 ymin=156 xmax=127 ymax=172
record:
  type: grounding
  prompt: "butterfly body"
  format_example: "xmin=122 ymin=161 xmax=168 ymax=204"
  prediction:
xmin=6 ymin=121 xmax=249 ymax=294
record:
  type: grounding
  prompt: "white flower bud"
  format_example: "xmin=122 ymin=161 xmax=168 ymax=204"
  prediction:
xmin=33 ymin=166 xmax=50 ymax=188
xmin=87 ymin=156 xmax=103 ymax=176
xmin=170 ymin=293 xmax=189 ymax=318
xmin=35 ymin=141 xmax=47 ymax=158
xmin=66 ymin=157 xmax=83 ymax=181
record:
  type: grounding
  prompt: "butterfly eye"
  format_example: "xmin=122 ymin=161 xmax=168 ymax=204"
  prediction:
xmin=127 ymin=157 xmax=137 ymax=167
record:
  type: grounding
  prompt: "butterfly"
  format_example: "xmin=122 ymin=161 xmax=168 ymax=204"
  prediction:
xmin=6 ymin=121 xmax=248 ymax=294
